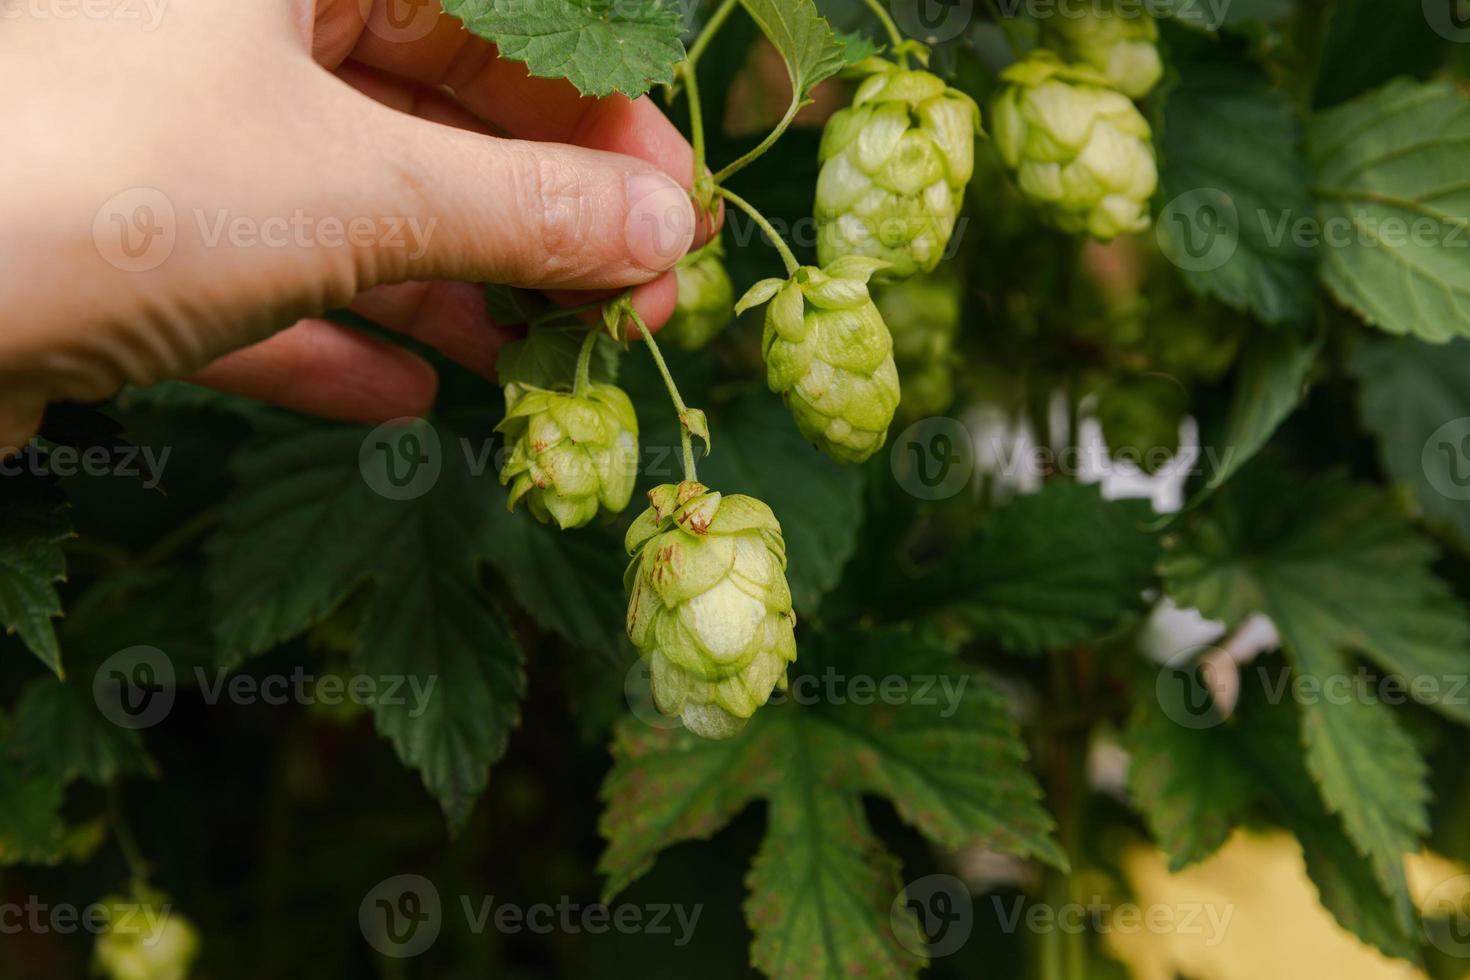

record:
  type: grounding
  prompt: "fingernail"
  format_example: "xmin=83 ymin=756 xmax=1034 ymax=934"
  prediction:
xmin=626 ymin=172 xmax=695 ymax=272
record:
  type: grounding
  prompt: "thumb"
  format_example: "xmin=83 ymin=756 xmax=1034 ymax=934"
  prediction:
xmin=348 ymin=112 xmax=698 ymax=292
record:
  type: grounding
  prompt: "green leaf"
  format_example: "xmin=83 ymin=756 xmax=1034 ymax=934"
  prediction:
xmin=943 ymin=484 xmax=1160 ymax=655
xmin=207 ymin=420 xmax=525 ymax=830
xmin=1157 ymin=56 xmax=1317 ymax=324
xmin=1350 ymin=336 xmax=1470 ymax=541
xmin=599 ymin=627 xmax=1062 ymax=974
xmin=0 ymin=750 xmax=64 ymax=866
xmin=443 ymin=0 xmax=685 ymax=99
xmin=1186 ymin=327 xmax=1319 ymax=503
xmin=482 ymin=486 xmax=628 ymax=654
xmin=0 ymin=473 xmax=71 ymax=675
xmin=1310 ymin=80 xmax=1470 ymax=343
xmin=1313 ymin=0 xmax=1447 ymax=109
xmin=1163 ymin=461 xmax=1455 ymax=934
xmin=483 ymin=284 xmax=551 ymax=326
xmin=738 ymin=0 xmax=847 ymax=103
xmin=1124 ymin=664 xmax=1419 ymax=960
xmin=9 ymin=679 xmax=155 ymax=785
xmin=496 ymin=323 xmax=620 ymax=390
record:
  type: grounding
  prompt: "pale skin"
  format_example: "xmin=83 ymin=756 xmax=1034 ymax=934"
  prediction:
xmin=0 ymin=0 xmax=716 ymax=450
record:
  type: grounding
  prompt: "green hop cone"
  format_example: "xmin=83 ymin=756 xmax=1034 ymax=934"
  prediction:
xmin=497 ymin=380 xmax=639 ymax=529
xmin=738 ymin=256 xmax=902 ymax=464
xmin=663 ymin=238 xmax=735 ymax=351
xmin=815 ymin=58 xmax=981 ymax=281
xmin=94 ymin=892 xmax=200 ymax=980
xmin=624 ymin=481 xmax=797 ymax=740
xmin=1042 ymin=3 xmax=1163 ymax=99
xmin=873 ymin=271 xmax=962 ymax=420
xmin=991 ymin=52 xmax=1158 ymax=240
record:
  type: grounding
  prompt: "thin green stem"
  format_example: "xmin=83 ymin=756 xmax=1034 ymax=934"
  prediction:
xmin=716 ymin=186 xmax=800 ymax=276
xmin=862 ymin=0 xmax=906 ymax=51
xmin=573 ymin=326 xmax=598 ymax=396
xmin=712 ymin=98 xmax=801 ymax=184
xmin=629 ymin=308 xmax=698 ymax=482
xmin=108 ymin=784 xmax=151 ymax=892
xmin=682 ymin=0 xmax=739 ymax=190
xmin=686 ymin=0 xmax=739 ymax=67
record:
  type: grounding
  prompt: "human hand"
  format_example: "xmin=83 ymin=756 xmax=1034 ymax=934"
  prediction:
xmin=0 ymin=0 xmax=710 ymax=449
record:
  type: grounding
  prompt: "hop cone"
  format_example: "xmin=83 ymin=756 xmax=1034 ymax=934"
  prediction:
xmin=663 ymin=238 xmax=735 ymax=351
xmin=1042 ymin=3 xmax=1162 ymax=98
xmin=625 ymin=481 xmax=797 ymax=739
xmin=94 ymin=893 xmax=200 ymax=980
xmin=737 ymin=256 xmax=901 ymax=464
xmin=815 ymin=58 xmax=981 ymax=281
xmin=873 ymin=271 xmax=962 ymax=420
xmin=991 ymin=52 xmax=1158 ymax=240
xmin=497 ymin=380 xmax=638 ymax=529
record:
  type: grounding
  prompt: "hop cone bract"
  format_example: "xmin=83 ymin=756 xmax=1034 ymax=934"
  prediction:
xmin=94 ymin=893 xmax=200 ymax=980
xmin=1042 ymin=3 xmax=1163 ymax=98
xmin=663 ymin=238 xmax=735 ymax=351
xmin=497 ymin=380 xmax=638 ymax=529
xmin=815 ymin=59 xmax=981 ymax=281
xmin=625 ymin=481 xmax=797 ymax=739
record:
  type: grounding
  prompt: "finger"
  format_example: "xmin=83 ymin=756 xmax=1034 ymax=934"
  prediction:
xmin=335 ymin=98 xmax=697 ymax=290
xmin=313 ymin=2 xmax=721 ymax=240
xmin=544 ymin=273 xmax=680 ymax=333
xmin=187 ymin=319 xmax=438 ymax=422
xmin=349 ymin=280 xmax=517 ymax=379
xmin=333 ymin=59 xmax=495 ymax=135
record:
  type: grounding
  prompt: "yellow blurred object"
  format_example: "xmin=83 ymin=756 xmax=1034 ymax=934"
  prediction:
xmin=1106 ymin=830 xmax=1465 ymax=980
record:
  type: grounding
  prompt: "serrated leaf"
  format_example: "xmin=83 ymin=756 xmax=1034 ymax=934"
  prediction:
xmin=941 ymin=484 xmax=1160 ymax=655
xmin=0 ymin=753 xmax=64 ymax=866
xmin=483 ymin=284 xmax=551 ymax=326
xmin=207 ymin=420 xmax=525 ymax=830
xmin=444 ymin=0 xmax=685 ymax=99
xmin=496 ymin=324 xmax=619 ymax=390
xmin=1157 ymin=56 xmax=1317 ymax=324
xmin=599 ymin=627 xmax=1062 ymax=973
xmin=1186 ymin=327 xmax=1318 ymax=503
xmin=1163 ymin=461 xmax=1455 ymax=934
xmin=738 ymin=0 xmax=847 ymax=103
xmin=1124 ymin=663 xmax=1419 ymax=959
xmin=1310 ymin=80 xmax=1470 ymax=342
xmin=9 ymin=679 xmax=155 ymax=785
xmin=1350 ymin=335 xmax=1470 ymax=541
xmin=0 ymin=473 xmax=71 ymax=675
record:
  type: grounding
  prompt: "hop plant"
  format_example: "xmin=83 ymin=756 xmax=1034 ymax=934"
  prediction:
xmin=497 ymin=380 xmax=639 ymax=529
xmin=873 ymin=271 xmax=962 ymax=420
xmin=815 ymin=57 xmax=981 ymax=281
xmin=1042 ymin=3 xmax=1163 ymax=98
xmin=991 ymin=52 xmax=1158 ymax=240
xmin=663 ymin=238 xmax=735 ymax=351
xmin=94 ymin=892 xmax=200 ymax=980
xmin=624 ymin=481 xmax=797 ymax=739
xmin=737 ymin=256 xmax=901 ymax=464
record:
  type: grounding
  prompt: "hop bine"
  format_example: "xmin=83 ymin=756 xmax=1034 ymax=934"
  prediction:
xmin=497 ymin=380 xmax=639 ymax=530
xmin=815 ymin=57 xmax=981 ymax=281
xmin=991 ymin=52 xmax=1158 ymax=240
xmin=662 ymin=237 xmax=735 ymax=351
xmin=624 ymin=481 xmax=797 ymax=740
xmin=1041 ymin=2 xmax=1163 ymax=99
xmin=738 ymin=256 xmax=902 ymax=464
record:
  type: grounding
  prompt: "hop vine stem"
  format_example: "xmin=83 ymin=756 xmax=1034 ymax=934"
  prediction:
xmin=627 ymin=306 xmax=699 ymax=482
xmin=716 ymin=186 xmax=800 ymax=276
xmin=862 ymin=0 xmax=908 ymax=56
xmin=681 ymin=0 xmax=740 ymax=186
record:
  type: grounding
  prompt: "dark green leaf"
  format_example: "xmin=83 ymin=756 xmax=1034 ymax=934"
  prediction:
xmin=0 ymin=473 xmax=71 ymax=675
xmin=496 ymin=324 xmax=620 ymax=390
xmin=9 ymin=679 xmax=155 ymax=785
xmin=1313 ymin=0 xmax=1447 ymax=109
xmin=738 ymin=0 xmax=848 ymax=102
xmin=443 ymin=0 xmax=685 ymax=98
